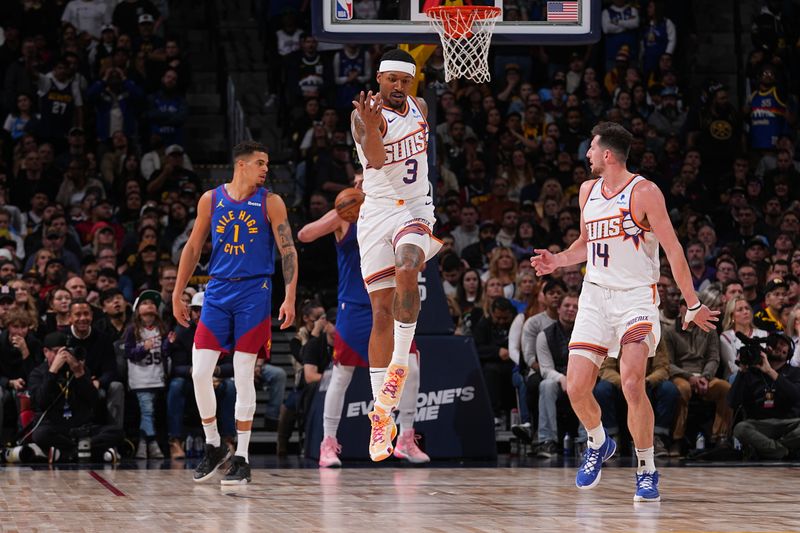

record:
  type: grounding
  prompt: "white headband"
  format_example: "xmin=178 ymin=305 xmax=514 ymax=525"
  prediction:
xmin=379 ymin=60 xmax=416 ymax=77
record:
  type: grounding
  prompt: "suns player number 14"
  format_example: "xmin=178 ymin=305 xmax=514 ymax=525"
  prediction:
xmin=592 ymin=242 xmax=609 ymax=267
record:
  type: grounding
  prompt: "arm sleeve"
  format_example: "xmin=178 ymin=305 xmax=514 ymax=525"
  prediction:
xmin=537 ymin=331 xmax=562 ymax=381
xmin=508 ymin=313 xmax=524 ymax=365
xmin=521 ymin=317 xmax=539 ymax=368
xmin=701 ymin=332 xmax=721 ymax=380
xmin=665 ymin=19 xmax=677 ymax=54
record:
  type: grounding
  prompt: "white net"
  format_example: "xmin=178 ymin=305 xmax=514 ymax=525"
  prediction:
xmin=427 ymin=7 xmax=501 ymax=83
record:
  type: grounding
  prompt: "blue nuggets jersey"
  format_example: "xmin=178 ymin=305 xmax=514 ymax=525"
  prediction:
xmin=209 ymin=185 xmax=275 ymax=279
xmin=336 ymin=223 xmax=370 ymax=306
xmin=750 ymin=87 xmax=787 ymax=150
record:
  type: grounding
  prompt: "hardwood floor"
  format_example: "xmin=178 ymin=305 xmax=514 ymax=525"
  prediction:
xmin=2 ymin=463 xmax=799 ymax=532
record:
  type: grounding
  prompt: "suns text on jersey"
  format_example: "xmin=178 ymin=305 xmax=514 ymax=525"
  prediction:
xmin=586 ymin=216 xmax=622 ymax=241
xmin=383 ymin=127 xmax=428 ymax=164
xmin=216 ymin=209 xmax=259 ymax=255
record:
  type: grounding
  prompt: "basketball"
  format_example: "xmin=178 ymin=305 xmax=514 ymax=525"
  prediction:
xmin=335 ymin=187 xmax=365 ymax=223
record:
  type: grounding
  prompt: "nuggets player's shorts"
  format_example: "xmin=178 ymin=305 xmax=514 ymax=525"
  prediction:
xmin=195 ymin=276 xmax=272 ymax=355
xmin=333 ymin=300 xmax=419 ymax=367
xmin=568 ymin=281 xmax=661 ymax=367
xmin=333 ymin=301 xmax=371 ymax=367
xmin=358 ymin=195 xmax=442 ymax=293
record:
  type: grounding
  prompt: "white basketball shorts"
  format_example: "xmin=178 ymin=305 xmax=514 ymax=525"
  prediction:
xmin=569 ymin=281 xmax=661 ymax=367
xmin=357 ymin=195 xmax=442 ymax=293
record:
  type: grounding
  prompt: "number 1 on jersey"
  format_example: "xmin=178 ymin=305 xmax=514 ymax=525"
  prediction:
xmin=592 ymin=242 xmax=610 ymax=267
xmin=233 ymin=224 xmax=240 ymax=243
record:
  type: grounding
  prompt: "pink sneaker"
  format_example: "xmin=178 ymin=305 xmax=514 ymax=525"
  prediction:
xmin=393 ymin=430 xmax=430 ymax=463
xmin=319 ymin=436 xmax=342 ymax=468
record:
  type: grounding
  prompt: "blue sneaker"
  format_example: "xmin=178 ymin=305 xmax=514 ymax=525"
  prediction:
xmin=634 ymin=471 xmax=660 ymax=502
xmin=575 ymin=432 xmax=616 ymax=489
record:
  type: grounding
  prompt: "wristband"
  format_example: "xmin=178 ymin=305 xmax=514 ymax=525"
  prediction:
xmin=687 ymin=302 xmax=701 ymax=311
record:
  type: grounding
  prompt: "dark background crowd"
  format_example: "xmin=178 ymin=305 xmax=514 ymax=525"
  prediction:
xmin=0 ymin=0 xmax=799 ymax=464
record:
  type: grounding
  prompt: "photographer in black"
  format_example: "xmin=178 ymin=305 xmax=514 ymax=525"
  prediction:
xmin=27 ymin=332 xmax=123 ymax=461
xmin=728 ymin=332 xmax=800 ymax=460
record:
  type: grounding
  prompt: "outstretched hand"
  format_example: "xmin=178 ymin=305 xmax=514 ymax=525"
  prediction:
xmin=682 ymin=304 xmax=719 ymax=332
xmin=278 ymin=299 xmax=296 ymax=330
xmin=352 ymin=90 xmax=383 ymax=131
xmin=530 ymin=248 xmax=559 ymax=277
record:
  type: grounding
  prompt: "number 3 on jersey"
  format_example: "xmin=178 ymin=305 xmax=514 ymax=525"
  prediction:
xmin=592 ymin=242 xmax=610 ymax=267
xmin=404 ymin=158 xmax=417 ymax=184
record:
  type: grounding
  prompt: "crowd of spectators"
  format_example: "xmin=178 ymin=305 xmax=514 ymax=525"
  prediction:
xmin=0 ymin=0 xmax=294 ymax=463
xmin=2 ymin=0 xmax=800 ymax=464
xmin=281 ymin=0 xmax=800 ymax=461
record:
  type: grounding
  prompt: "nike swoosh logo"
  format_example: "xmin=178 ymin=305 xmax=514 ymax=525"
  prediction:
xmin=425 ymin=200 xmax=432 ymax=205
xmin=398 ymin=324 xmax=414 ymax=329
xmin=588 ymin=197 xmax=600 ymax=201
xmin=387 ymin=117 xmax=397 ymax=123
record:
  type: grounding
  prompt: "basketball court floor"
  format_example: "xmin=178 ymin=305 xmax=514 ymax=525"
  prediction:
xmin=3 ymin=456 xmax=798 ymax=532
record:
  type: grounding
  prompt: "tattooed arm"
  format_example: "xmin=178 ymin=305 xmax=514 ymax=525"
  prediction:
xmin=267 ymin=193 xmax=297 ymax=329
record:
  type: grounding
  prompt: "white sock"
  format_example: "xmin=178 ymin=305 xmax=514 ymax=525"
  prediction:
xmin=236 ymin=430 xmax=251 ymax=462
xmin=587 ymin=424 xmax=606 ymax=450
xmin=636 ymin=447 xmax=656 ymax=474
xmin=369 ymin=367 xmax=387 ymax=402
xmin=323 ymin=364 xmax=354 ymax=438
xmin=202 ymin=420 xmax=220 ymax=447
xmin=397 ymin=353 xmax=420 ymax=432
xmin=391 ymin=321 xmax=416 ymax=366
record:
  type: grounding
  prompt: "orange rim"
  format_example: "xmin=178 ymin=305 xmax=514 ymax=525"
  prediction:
xmin=425 ymin=5 xmax=502 ymax=21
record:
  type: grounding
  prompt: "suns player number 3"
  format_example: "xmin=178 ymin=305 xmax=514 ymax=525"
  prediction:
xmin=404 ymin=158 xmax=418 ymax=184
xmin=592 ymin=242 xmax=609 ymax=267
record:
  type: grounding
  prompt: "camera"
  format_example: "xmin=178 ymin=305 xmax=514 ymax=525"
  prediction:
xmin=735 ymin=332 xmax=793 ymax=367
xmin=64 ymin=335 xmax=86 ymax=361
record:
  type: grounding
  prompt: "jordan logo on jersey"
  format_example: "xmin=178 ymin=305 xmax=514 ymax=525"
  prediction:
xmin=216 ymin=209 xmax=259 ymax=255
xmin=217 ymin=199 xmax=225 ymax=208
xmin=585 ymin=209 xmax=646 ymax=249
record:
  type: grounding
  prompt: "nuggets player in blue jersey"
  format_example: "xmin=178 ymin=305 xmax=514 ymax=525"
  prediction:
xmin=297 ymin=179 xmax=430 ymax=467
xmin=172 ymin=141 xmax=298 ymax=484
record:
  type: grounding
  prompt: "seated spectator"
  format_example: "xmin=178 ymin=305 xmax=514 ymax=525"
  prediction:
xmin=482 ymin=246 xmax=518 ymax=299
xmin=144 ymin=144 xmax=199 ymax=199
xmin=3 ymin=93 xmax=39 ymax=141
xmin=145 ymin=69 xmax=187 ymax=147
xmin=36 ymin=56 xmax=84 ymax=151
xmin=300 ymin=306 xmax=337 ymax=431
xmin=729 ymin=333 xmax=800 ymax=460
xmin=719 ymin=296 xmax=769 ymax=380
xmin=754 ymin=278 xmax=788 ymax=333
xmin=124 ymin=290 xmax=168 ymax=459
xmin=94 ymin=288 xmax=129 ymax=341
xmin=86 ymin=66 xmax=144 ymax=142
xmin=665 ymin=300 xmax=732 ymax=454
xmin=67 ymin=298 xmax=124 ymax=429
xmin=593 ymin=336 xmax=678 ymax=457
xmin=455 ymin=268 xmax=483 ymax=317
xmin=167 ymin=292 xmax=236 ymax=458
xmin=473 ymin=297 xmax=517 ymax=426
xmin=55 ymin=156 xmax=106 ymax=208
xmin=451 ymin=204 xmax=479 ymax=256
xmin=8 ymin=279 xmax=41 ymax=330
xmin=535 ymin=291 xmax=584 ymax=457
xmin=0 ymin=308 xmax=43 ymax=440
xmin=462 ymin=221 xmax=499 ymax=271
xmin=40 ymin=286 xmax=72 ymax=336
xmin=28 ymin=332 xmax=123 ymax=462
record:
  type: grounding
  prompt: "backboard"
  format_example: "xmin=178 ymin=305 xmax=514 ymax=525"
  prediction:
xmin=313 ymin=0 xmax=600 ymax=45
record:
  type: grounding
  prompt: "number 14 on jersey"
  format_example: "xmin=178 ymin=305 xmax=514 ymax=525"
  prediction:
xmin=592 ymin=242 xmax=610 ymax=267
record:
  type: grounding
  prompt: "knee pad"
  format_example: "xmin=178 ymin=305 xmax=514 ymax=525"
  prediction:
xmin=234 ymin=352 xmax=257 ymax=420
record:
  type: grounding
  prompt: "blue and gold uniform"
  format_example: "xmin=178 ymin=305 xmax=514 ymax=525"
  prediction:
xmin=194 ymin=185 xmax=275 ymax=354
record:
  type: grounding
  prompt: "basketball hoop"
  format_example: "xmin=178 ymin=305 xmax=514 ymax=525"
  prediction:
xmin=426 ymin=6 xmax=501 ymax=83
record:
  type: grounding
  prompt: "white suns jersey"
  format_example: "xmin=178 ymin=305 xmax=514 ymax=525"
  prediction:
xmin=582 ymin=175 xmax=660 ymax=290
xmin=353 ymin=95 xmax=430 ymax=201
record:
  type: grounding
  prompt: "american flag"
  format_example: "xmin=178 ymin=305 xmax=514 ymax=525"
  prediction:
xmin=546 ymin=1 xmax=579 ymax=22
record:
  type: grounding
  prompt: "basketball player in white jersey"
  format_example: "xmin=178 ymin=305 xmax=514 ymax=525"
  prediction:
xmin=351 ymin=49 xmax=441 ymax=461
xmin=531 ymin=122 xmax=718 ymax=502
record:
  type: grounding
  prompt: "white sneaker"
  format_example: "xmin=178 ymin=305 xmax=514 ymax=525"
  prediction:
xmin=135 ymin=440 xmax=147 ymax=459
xmin=148 ymin=440 xmax=164 ymax=459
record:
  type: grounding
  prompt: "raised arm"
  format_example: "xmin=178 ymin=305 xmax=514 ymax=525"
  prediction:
xmin=351 ymin=90 xmax=386 ymax=169
xmin=636 ymin=180 xmax=718 ymax=331
xmin=297 ymin=208 xmax=348 ymax=243
xmin=530 ymin=179 xmax=593 ymax=276
xmin=268 ymin=193 xmax=297 ymax=329
xmin=172 ymin=191 xmax=212 ymax=327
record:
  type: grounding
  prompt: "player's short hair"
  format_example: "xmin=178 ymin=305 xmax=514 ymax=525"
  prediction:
xmin=232 ymin=140 xmax=268 ymax=162
xmin=591 ymin=122 xmax=633 ymax=162
xmin=380 ymin=48 xmax=415 ymax=66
